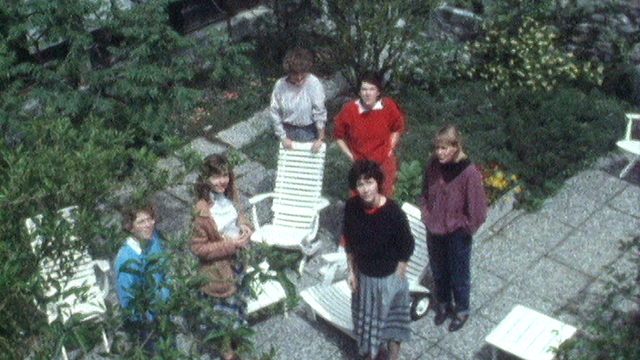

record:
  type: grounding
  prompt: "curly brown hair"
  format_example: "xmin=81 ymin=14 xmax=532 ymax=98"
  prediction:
xmin=122 ymin=203 xmax=156 ymax=233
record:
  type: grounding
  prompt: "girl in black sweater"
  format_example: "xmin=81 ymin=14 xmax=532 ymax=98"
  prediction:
xmin=344 ymin=160 xmax=414 ymax=360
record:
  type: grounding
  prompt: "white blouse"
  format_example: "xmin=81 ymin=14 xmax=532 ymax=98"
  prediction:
xmin=210 ymin=193 xmax=241 ymax=239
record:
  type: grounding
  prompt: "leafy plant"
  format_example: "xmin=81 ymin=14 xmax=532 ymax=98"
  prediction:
xmin=394 ymin=160 xmax=424 ymax=204
xmin=397 ymin=81 xmax=629 ymax=209
xmin=479 ymin=163 xmax=522 ymax=204
xmin=461 ymin=16 xmax=603 ymax=92
xmin=314 ymin=0 xmax=436 ymax=91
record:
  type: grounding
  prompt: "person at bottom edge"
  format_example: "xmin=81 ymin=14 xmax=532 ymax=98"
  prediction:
xmin=343 ymin=160 xmax=414 ymax=360
xmin=420 ymin=125 xmax=488 ymax=332
xmin=114 ymin=203 xmax=171 ymax=351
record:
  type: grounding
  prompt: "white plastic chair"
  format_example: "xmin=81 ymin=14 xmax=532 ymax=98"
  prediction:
xmin=26 ymin=206 xmax=110 ymax=360
xmin=246 ymin=261 xmax=288 ymax=315
xmin=616 ymin=113 xmax=640 ymax=178
xmin=249 ymin=141 xmax=329 ymax=273
xmin=300 ymin=202 xmax=431 ymax=338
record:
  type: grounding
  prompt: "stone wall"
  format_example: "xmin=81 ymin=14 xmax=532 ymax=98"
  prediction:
xmin=429 ymin=1 xmax=639 ymax=67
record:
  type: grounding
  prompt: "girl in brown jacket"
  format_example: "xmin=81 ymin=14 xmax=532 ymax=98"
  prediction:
xmin=192 ymin=154 xmax=253 ymax=360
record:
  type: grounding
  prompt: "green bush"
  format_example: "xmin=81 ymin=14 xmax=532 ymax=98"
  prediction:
xmin=461 ymin=16 xmax=603 ymax=92
xmin=314 ymin=0 xmax=436 ymax=91
xmin=397 ymin=81 xmax=629 ymax=208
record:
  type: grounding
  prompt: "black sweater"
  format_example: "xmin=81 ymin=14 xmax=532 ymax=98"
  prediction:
xmin=343 ymin=197 xmax=415 ymax=277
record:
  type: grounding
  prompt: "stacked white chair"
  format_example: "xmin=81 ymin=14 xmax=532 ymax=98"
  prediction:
xmin=300 ymin=202 xmax=431 ymax=338
xmin=249 ymin=141 xmax=329 ymax=273
xmin=26 ymin=206 xmax=110 ymax=360
xmin=616 ymin=113 xmax=640 ymax=178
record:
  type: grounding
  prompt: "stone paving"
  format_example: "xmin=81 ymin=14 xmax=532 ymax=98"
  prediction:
xmin=147 ymin=96 xmax=640 ymax=360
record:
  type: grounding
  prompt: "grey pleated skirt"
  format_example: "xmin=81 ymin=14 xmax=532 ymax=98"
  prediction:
xmin=352 ymin=271 xmax=411 ymax=358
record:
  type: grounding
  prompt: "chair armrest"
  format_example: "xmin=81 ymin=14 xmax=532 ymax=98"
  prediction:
xmin=93 ymin=259 xmax=111 ymax=299
xmin=314 ymin=197 xmax=330 ymax=212
xmin=249 ymin=193 xmax=276 ymax=230
xmin=321 ymin=247 xmax=347 ymax=263
xmin=248 ymin=192 xmax=276 ymax=205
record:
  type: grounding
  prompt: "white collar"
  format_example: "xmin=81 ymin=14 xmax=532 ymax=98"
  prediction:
xmin=126 ymin=237 xmax=142 ymax=255
xmin=357 ymin=99 xmax=383 ymax=114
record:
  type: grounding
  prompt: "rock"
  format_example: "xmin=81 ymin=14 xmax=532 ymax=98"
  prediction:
xmin=216 ymin=109 xmax=271 ymax=148
xmin=184 ymin=137 xmax=228 ymax=158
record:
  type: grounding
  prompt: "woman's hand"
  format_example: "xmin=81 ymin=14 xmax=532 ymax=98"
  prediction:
xmin=396 ymin=262 xmax=408 ymax=278
xmin=311 ymin=139 xmax=324 ymax=153
xmin=348 ymin=270 xmax=358 ymax=293
xmin=239 ymin=224 xmax=253 ymax=238
xmin=281 ymin=137 xmax=294 ymax=149
xmin=231 ymin=231 xmax=250 ymax=250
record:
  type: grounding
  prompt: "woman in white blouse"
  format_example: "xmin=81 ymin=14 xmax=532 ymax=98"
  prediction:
xmin=269 ymin=47 xmax=327 ymax=153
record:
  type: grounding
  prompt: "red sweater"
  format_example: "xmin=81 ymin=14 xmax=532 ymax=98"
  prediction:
xmin=420 ymin=156 xmax=488 ymax=236
xmin=333 ymin=98 xmax=405 ymax=164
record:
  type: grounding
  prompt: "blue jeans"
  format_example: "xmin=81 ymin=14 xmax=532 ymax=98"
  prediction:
xmin=427 ymin=229 xmax=472 ymax=315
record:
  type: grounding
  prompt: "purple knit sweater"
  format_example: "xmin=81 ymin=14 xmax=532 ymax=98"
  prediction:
xmin=420 ymin=156 xmax=488 ymax=236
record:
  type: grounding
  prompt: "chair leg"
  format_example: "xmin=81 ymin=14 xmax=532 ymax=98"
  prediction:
xmin=620 ymin=157 xmax=638 ymax=178
xmin=61 ymin=345 xmax=69 ymax=360
xmin=101 ymin=327 xmax=110 ymax=353
xmin=298 ymin=256 xmax=308 ymax=274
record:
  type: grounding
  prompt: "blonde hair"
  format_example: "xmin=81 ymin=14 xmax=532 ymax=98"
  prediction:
xmin=434 ymin=125 xmax=467 ymax=162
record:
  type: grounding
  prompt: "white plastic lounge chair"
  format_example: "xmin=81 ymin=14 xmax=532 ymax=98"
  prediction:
xmin=246 ymin=261 xmax=288 ymax=315
xmin=616 ymin=113 xmax=640 ymax=178
xmin=26 ymin=206 xmax=110 ymax=360
xmin=249 ymin=141 xmax=329 ymax=273
xmin=485 ymin=305 xmax=577 ymax=360
xmin=299 ymin=202 xmax=431 ymax=338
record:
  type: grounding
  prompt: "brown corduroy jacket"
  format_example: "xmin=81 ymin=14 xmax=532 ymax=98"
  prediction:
xmin=191 ymin=198 xmax=252 ymax=298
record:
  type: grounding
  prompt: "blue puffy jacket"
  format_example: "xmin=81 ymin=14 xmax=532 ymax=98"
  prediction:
xmin=114 ymin=231 xmax=170 ymax=320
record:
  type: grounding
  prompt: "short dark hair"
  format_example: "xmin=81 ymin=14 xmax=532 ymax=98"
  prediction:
xmin=283 ymin=47 xmax=314 ymax=74
xmin=348 ymin=160 xmax=384 ymax=191
xmin=359 ymin=71 xmax=384 ymax=93
xmin=122 ymin=203 xmax=156 ymax=233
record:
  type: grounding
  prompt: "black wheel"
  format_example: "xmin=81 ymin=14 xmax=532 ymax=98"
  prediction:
xmin=410 ymin=293 xmax=430 ymax=320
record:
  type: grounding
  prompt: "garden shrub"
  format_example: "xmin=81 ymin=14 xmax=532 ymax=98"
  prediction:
xmin=314 ymin=0 xmax=436 ymax=91
xmin=461 ymin=16 xmax=603 ymax=93
xmin=496 ymin=87 xmax=626 ymax=203
xmin=396 ymin=81 xmax=629 ymax=208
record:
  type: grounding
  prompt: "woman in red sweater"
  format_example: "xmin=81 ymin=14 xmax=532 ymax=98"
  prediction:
xmin=334 ymin=72 xmax=405 ymax=197
xmin=420 ymin=125 xmax=488 ymax=332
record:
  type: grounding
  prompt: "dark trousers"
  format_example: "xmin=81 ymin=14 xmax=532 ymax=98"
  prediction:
xmin=427 ymin=229 xmax=472 ymax=315
xmin=283 ymin=123 xmax=317 ymax=142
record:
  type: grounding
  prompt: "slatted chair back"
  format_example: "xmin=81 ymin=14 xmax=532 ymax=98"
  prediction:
xmin=616 ymin=113 xmax=640 ymax=178
xmin=271 ymin=142 xmax=326 ymax=230
xmin=401 ymin=202 xmax=429 ymax=288
xmin=300 ymin=202 xmax=432 ymax=339
xmin=25 ymin=207 xmax=110 ymax=359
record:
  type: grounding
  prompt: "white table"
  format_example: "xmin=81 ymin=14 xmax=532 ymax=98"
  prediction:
xmin=485 ymin=305 xmax=577 ymax=360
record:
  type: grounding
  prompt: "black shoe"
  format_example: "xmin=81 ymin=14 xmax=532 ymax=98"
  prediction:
xmin=448 ymin=314 xmax=469 ymax=332
xmin=434 ymin=306 xmax=450 ymax=326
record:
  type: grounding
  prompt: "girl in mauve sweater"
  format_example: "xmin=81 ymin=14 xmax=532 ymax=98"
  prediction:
xmin=420 ymin=125 xmax=487 ymax=332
